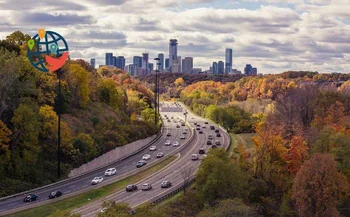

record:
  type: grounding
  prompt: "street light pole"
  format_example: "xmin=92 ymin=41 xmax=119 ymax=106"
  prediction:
xmin=56 ymin=68 xmax=62 ymax=178
xmin=154 ymin=58 xmax=160 ymax=126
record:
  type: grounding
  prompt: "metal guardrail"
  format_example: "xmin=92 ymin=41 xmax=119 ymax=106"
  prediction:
xmin=0 ymin=123 xmax=164 ymax=202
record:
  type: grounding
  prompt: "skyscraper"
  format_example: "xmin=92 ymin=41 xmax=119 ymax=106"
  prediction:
xmin=117 ymin=56 xmax=125 ymax=69
xmin=165 ymin=58 xmax=169 ymax=69
xmin=142 ymin=53 xmax=149 ymax=75
xmin=212 ymin=62 xmax=218 ymax=74
xmin=105 ymin=53 xmax=113 ymax=66
xmin=112 ymin=56 xmax=117 ymax=67
xmin=133 ymin=56 xmax=142 ymax=68
xmin=90 ymin=58 xmax=95 ymax=69
xmin=158 ymin=53 xmax=164 ymax=71
xmin=225 ymin=48 xmax=233 ymax=74
xmin=218 ymin=61 xmax=224 ymax=75
xmin=177 ymin=56 xmax=182 ymax=73
xmin=252 ymin=67 xmax=257 ymax=75
xmin=148 ymin=63 xmax=154 ymax=72
xmin=182 ymin=57 xmax=193 ymax=74
xmin=169 ymin=39 xmax=178 ymax=72
xmin=244 ymin=64 xmax=253 ymax=75
xmin=126 ymin=64 xmax=137 ymax=76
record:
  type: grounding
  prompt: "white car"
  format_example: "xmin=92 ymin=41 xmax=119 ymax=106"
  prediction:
xmin=142 ymin=183 xmax=152 ymax=191
xmin=104 ymin=168 xmax=117 ymax=176
xmin=180 ymin=135 xmax=186 ymax=139
xmin=173 ymin=141 xmax=180 ymax=147
xmin=191 ymin=154 xmax=199 ymax=161
xmin=91 ymin=176 xmax=103 ymax=185
xmin=165 ymin=140 xmax=171 ymax=146
xmin=142 ymin=154 xmax=151 ymax=160
xmin=100 ymin=207 xmax=107 ymax=213
xmin=150 ymin=146 xmax=157 ymax=151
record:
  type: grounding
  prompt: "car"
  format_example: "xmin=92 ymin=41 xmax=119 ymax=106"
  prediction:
xmin=202 ymin=125 xmax=206 ymax=128
xmin=205 ymin=122 xmax=208 ymax=124
xmin=199 ymin=130 xmax=203 ymax=134
xmin=157 ymin=152 xmax=164 ymax=158
xmin=197 ymin=124 xmax=201 ymax=127
xmin=150 ymin=146 xmax=157 ymax=151
xmin=180 ymin=135 xmax=186 ymax=139
xmin=166 ymin=132 xmax=171 ymax=136
xmin=215 ymin=129 xmax=219 ymax=133
xmin=142 ymin=183 xmax=152 ymax=191
xmin=212 ymin=145 xmax=218 ymax=149
xmin=23 ymin=194 xmax=38 ymax=202
xmin=126 ymin=184 xmax=138 ymax=192
xmin=194 ymin=122 xmax=197 ymax=125
xmin=181 ymin=123 xmax=185 ymax=126
xmin=48 ymin=190 xmax=63 ymax=199
xmin=164 ymin=115 xmax=167 ymax=117
xmin=165 ymin=140 xmax=171 ymax=146
xmin=191 ymin=154 xmax=199 ymax=161
xmin=173 ymin=141 xmax=180 ymax=147
xmin=196 ymin=127 xmax=200 ymax=131
xmin=142 ymin=154 xmax=151 ymax=160
xmin=100 ymin=207 xmax=108 ymax=213
xmin=171 ymin=116 xmax=174 ymax=119
xmin=104 ymin=168 xmax=117 ymax=176
xmin=91 ymin=176 xmax=103 ymax=185
xmin=167 ymin=120 xmax=170 ymax=122
xmin=161 ymin=181 xmax=172 ymax=188
xmin=191 ymin=117 xmax=194 ymax=119
xmin=208 ymin=134 xmax=213 ymax=140
xmin=210 ymin=126 xmax=215 ymax=130
xmin=215 ymin=140 xmax=221 ymax=145
xmin=176 ymin=125 xmax=180 ymax=128
xmin=216 ymin=133 xmax=221 ymax=137
xmin=136 ymin=160 xmax=147 ymax=168
xmin=199 ymin=148 xmax=205 ymax=154
xmin=183 ymin=131 xmax=187 ymax=134
xmin=207 ymin=140 xmax=212 ymax=145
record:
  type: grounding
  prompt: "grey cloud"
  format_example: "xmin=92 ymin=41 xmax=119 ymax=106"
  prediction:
xmin=17 ymin=13 xmax=94 ymax=26
xmin=69 ymin=30 xmax=126 ymax=40
xmin=0 ymin=0 xmax=85 ymax=11
xmin=70 ymin=40 xmax=128 ymax=49
xmin=83 ymin=0 xmax=126 ymax=5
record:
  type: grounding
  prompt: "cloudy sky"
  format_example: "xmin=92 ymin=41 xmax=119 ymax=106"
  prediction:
xmin=0 ymin=0 xmax=349 ymax=73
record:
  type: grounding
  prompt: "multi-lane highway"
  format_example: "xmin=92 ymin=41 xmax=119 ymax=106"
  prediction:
xmin=72 ymin=102 xmax=230 ymax=216
xmin=0 ymin=102 xmax=193 ymax=215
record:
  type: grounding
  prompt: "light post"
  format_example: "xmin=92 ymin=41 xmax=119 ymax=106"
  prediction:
xmin=154 ymin=58 xmax=160 ymax=126
xmin=55 ymin=68 xmax=63 ymax=178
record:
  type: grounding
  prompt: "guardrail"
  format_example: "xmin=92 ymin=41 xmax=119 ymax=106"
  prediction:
xmin=0 ymin=123 xmax=164 ymax=202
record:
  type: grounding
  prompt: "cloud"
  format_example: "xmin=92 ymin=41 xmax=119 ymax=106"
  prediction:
xmin=0 ymin=0 xmax=85 ymax=11
xmin=16 ymin=13 xmax=94 ymax=26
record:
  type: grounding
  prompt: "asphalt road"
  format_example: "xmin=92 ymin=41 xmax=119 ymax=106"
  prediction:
xmin=0 ymin=102 xmax=192 ymax=215
xmin=73 ymin=102 xmax=230 ymax=216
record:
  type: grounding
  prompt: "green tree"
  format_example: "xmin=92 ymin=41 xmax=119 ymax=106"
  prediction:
xmin=141 ymin=108 xmax=155 ymax=123
xmin=72 ymin=133 xmax=98 ymax=165
xmin=6 ymin=30 xmax=31 ymax=45
xmin=97 ymin=79 xmax=122 ymax=110
xmin=67 ymin=63 xmax=90 ymax=108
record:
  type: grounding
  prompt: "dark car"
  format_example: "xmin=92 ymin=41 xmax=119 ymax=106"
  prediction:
xmin=194 ymin=122 xmax=197 ymax=125
xmin=161 ymin=181 xmax=172 ymax=188
xmin=207 ymin=140 xmax=212 ymax=145
xmin=216 ymin=133 xmax=221 ymax=137
xmin=181 ymin=123 xmax=185 ymax=126
xmin=167 ymin=120 xmax=170 ymax=122
xmin=176 ymin=125 xmax=180 ymax=128
xmin=136 ymin=160 xmax=147 ymax=168
xmin=210 ymin=126 xmax=215 ymax=130
xmin=205 ymin=122 xmax=208 ymax=124
xmin=126 ymin=184 xmax=138 ymax=192
xmin=199 ymin=130 xmax=203 ymax=134
xmin=48 ymin=190 xmax=62 ymax=199
xmin=23 ymin=194 xmax=38 ymax=202
xmin=166 ymin=132 xmax=171 ymax=136
xmin=196 ymin=127 xmax=200 ymax=131
xmin=212 ymin=145 xmax=217 ymax=149
xmin=215 ymin=129 xmax=219 ymax=133
xmin=199 ymin=148 xmax=205 ymax=154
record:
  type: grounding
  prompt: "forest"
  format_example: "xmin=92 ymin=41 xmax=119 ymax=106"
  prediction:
xmin=0 ymin=31 xmax=158 ymax=197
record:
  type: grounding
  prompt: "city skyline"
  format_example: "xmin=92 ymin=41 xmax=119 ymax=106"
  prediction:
xmin=0 ymin=0 xmax=348 ymax=73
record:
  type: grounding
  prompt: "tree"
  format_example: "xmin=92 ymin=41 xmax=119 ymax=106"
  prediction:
xmin=292 ymin=153 xmax=348 ymax=217
xmin=174 ymin=77 xmax=185 ymax=87
xmin=72 ymin=133 xmax=98 ymax=165
xmin=6 ymin=30 xmax=31 ymax=46
xmin=181 ymin=166 xmax=194 ymax=193
xmin=97 ymin=79 xmax=122 ymax=110
xmin=286 ymin=135 xmax=308 ymax=175
xmin=0 ymin=120 xmax=11 ymax=175
xmin=67 ymin=63 xmax=90 ymax=108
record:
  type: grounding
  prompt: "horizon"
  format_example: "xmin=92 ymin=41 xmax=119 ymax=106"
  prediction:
xmin=0 ymin=0 xmax=349 ymax=74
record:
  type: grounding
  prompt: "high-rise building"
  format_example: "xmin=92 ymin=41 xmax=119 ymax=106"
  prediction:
xmin=90 ymin=58 xmax=95 ymax=69
xmin=133 ymin=56 xmax=142 ymax=68
xmin=165 ymin=58 xmax=169 ymax=69
xmin=177 ymin=56 xmax=182 ymax=73
xmin=244 ymin=64 xmax=253 ymax=75
xmin=233 ymin=69 xmax=242 ymax=74
xmin=171 ymin=60 xmax=181 ymax=73
xmin=112 ymin=56 xmax=117 ymax=67
xmin=148 ymin=63 xmax=154 ymax=72
xmin=116 ymin=56 xmax=125 ymax=69
xmin=126 ymin=64 xmax=137 ymax=76
xmin=105 ymin=53 xmax=113 ymax=66
xmin=169 ymin=39 xmax=178 ymax=72
xmin=218 ymin=61 xmax=224 ymax=75
xmin=182 ymin=57 xmax=193 ymax=74
xmin=225 ymin=48 xmax=232 ymax=74
xmin=192 ymin=68 xmax=202 ymax=74
xmin=158 ymin=53 xmax=164 ymax=71
xmin=212 ymin=62 xmax=218 ymax=74
xmin=252 ymin=67 xmax=257 ymax=75
xmin=142 ymin=53 xmax=149 ymax=75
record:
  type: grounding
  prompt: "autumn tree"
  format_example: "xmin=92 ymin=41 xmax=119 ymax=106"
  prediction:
xmin=6 ymin=30 xmax=31 ymax=46
xmin=66 ymin=63 xmax=90 ymax=108
xmin=0 ymin=120 xmax=11 ymax=175
xmin=286 ymin=135 xmax=308 ymax=175
xmin=97 ymin=79 xmax=122 ymax=110
xmin=292 ymin=153 xmax=348 ymax=217
xmin=174 ymin=77 xmax=185 ymax=87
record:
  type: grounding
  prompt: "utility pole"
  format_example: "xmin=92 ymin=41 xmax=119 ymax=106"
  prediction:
xmin=154 ymin=58 xmax=160 ymax=126
xmin=56 ymin=68 xmax=62 ymax=178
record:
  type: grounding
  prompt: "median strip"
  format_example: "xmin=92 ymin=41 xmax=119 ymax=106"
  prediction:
xmin=6 ymin=156 xmax=177 ymax=217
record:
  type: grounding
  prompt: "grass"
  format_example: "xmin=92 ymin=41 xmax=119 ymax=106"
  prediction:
xmin=8 ymin=156 xmax=177 ymax=217
xmin=229 ymin=133 xmax=256 ymax=158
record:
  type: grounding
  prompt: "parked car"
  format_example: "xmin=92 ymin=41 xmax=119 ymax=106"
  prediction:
xmin=216 ymin=133 xmax=221 ymax=137
xmin=136 ymin=160 xmax=147 ymax=168
xmin=210 ymin=126 xmax=215 ymax=130
xmin=161 ymin=181 xmax=172 ymax=188
xmin=142 ymin=183 xmax=152 ymax=191
xmin=126 ymin=184 xmax=138 ymax=192
xmin=207 ymin=140 xmax=212 ymax=145
xmin=157 ymin=152 xmax=164 ymax=158
xmin=104 ymin=168 xmax=117 ymax=176
xmin=48 ymin=191 xmax=62 ymax=199
xmin=191 ymin=154 xmax=199 ymax=161
xmin=166 ymin=132 xmax=171 ymax=136
xmin=150 ymin=146 xmax=157 ymax=151
xmin=165 ymin=140 xmax=171 ymax=146
xmin=180 ymin=135 xmax=186 ymax=139
xmin=173 ymin=141 xmax=180 ymax=147
xmin=215 ymin=140 xmax=221 ymax=145
xmin=91 ymin=176 xmax=103 ymax=185
xmin=23 ymin=194 xmax=38 ymax=202
xmin=199 ymin=148 xmax=205 ymax=154
xmin=142 ymin=154 xmax=151 ymax=160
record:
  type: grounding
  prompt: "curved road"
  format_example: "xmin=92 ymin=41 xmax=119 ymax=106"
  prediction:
xmin=73 ymin=102 xmax=230 ymax=216
xmin=0 ymin=102 xmax=192 ymax=215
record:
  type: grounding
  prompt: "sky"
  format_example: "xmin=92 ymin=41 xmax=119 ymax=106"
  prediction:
xmin=0 ymin=0 xmax=349 ymax=74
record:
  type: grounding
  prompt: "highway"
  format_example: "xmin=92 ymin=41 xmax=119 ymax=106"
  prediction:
xmin=0 ymin=102 xmax=192 ymax=215
xmin=73 ymin=102 xmax=230 ymax=216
